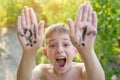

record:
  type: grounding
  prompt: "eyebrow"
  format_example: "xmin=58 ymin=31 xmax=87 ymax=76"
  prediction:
xmin=48 ymin=38 xmax=70 ymax=43
xmin=47 ymin=39 xmax=55 ymax=43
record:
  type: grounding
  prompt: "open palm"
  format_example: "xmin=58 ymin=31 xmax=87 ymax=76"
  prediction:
xmin=68 ymin=2 xmax=97 ymax=51
xmin=17 ymin=6 xmax=44 ymax=52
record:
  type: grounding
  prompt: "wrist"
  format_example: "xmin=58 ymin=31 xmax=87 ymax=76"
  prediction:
xmin=22 ymin=49 xmax=37 ymax=58
xmin=78 ymin=47 xmax=95 ymax=58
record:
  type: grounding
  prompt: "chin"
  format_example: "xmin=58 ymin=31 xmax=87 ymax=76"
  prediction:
xmin=54 ymin=62 xmax=70 ymax=75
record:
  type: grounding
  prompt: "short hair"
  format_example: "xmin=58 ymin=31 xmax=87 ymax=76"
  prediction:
xmin=44 ymin=23 xmax=70 ymax=45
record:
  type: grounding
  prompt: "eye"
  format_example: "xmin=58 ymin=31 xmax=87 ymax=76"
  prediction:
xmin=63 ymin=43 xmax=70 ymax=47
xmin=49 ymin=44 xmax=56 ymax=48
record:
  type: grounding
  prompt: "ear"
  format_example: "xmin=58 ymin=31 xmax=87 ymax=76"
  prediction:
xmin=43 ymin=48 xmax=48 ymax=58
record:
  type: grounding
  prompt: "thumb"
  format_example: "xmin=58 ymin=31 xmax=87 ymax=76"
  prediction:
xmin=38 ymin=20 xmax=45 ymax=36
xmin=67 ymin=18 xmax=75 ymax=37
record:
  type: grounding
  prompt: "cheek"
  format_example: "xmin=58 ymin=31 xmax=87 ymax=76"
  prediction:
xmin=68 ymin=51 xmax=76 ymax=59
xmin=47 ymin=50 xmax=55 ymax=60
xmin=47 ymin=53 xmax=53 ymax=59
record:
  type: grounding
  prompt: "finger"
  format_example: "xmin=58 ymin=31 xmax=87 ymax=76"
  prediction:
xmin=38 ymin=20 xmax=45 ymax=36
xmin=24 ymin=6 xmax=30 ymax=28
xmin=67 ymin=18 xmax=75 ymax=37
xmin=82 ymin=2 xmax=89 ymax=21
xmin=75 ymin=4 xmax=84 ymax=23
xmin=30 ymin=24 xmax=34 ymax=42
xmin=30 ymin=24 xmax=37 ymax=43
xmin=33 ymin=24 xmax=37 ymax=39
xmin=88 ymin=4 xmax=93 ymax=23
xmin=17 ymin=16 xmax=24 ymax=45
xmin=92 ymin=11 xmax=97 ymax=28
xmin=17 ymin=16 xmax=23 ymax=35
xmin=21 ymin=10 xmax=26 ymax=28
xmin=29 ymin=8 xmax=37 ymax=25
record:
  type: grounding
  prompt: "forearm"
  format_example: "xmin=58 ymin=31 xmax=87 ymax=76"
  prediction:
xmin=17 ymin=51 xmax=36 ymax=80
xmin=78 ymin=48 xmax=105 ymax=80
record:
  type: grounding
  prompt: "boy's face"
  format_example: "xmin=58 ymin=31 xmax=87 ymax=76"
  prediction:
xmin=44 ymin=33 xmax=77 ymax=74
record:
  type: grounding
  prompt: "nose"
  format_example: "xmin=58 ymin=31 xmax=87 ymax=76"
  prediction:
xmin=56 ymin=45 xmax=64 ymax=54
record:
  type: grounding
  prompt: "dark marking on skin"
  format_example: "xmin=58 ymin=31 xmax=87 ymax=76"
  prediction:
xmin=30 ymin=44 xmax=32 ymax=46
xmin=75 ymin=25 xmax=96 ymax=47
xmin=19 ymin=25 xmax=39 ymax=47
xmin=34 ymin=41 xmax=37 ymax=44
xmin=79 ymin=36 xmax=82 ymax=44
xmin=33 ymin=25 xmax=37 ymax=44
xmin=29 ymin=29 xmax=32 ymax=37
xmin=75 ymin=42 xmax=77 ymax=46
xmin=34 ymin=25 xmax=37 ymax=39
xmin=24 ymin=28 xmax=32 ymax=37
xmin=87 ymin=31 xmax=96 ymax=36
xmin=23 ymin=28 xmax=27 ymax=34
xmin=29 ymin=37 xmax=32 ymax=43
xmin=81 ymin=42 xmax=85 ymax=46
xmin=21 ymin=35 xmax=24 ymax=37
xmin=93 ymin=31 xmax=96 ymax=36
xmin=22 ymin=28 xmax=32 ymax=46
xmin=17 ymin=32 xmax=24 ymax=37
xmin=75 ymin=25 xmax=87 ymax=47
xmin=87 ymin=31 xmax=92 ymax=35
xmin=82 ymin=25 xmax=87 ymax=41
xmin=26 ymin=43 xmax=30 ymax=46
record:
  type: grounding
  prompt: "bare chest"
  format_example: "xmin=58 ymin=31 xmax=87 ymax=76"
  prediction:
xmin=42 ymin=72 xmax=82 ymax=80
xmin=44 ymin=76 xmax=82 ymax=80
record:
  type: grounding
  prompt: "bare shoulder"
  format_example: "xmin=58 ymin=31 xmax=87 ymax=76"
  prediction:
xmin=73 ymin=62 xmax=88 ymax=79
xmin=72 ymin=62 xmax=85 ymax=70
xmin=32 ymin=64 xmax=51 ymax=80
xmin=72 ymin=62 xmax=85 ymax=75
xmin=33 ymin=64 xmax=50 ymax=70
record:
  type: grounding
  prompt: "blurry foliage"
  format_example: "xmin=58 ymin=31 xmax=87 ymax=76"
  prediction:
xmin=0 ymin=0 xmax=120 ymax=79
xmin=90 ymin=0 xmax=120 ymax=80
xmin=35 ymin=46 xmax=50 ymax=64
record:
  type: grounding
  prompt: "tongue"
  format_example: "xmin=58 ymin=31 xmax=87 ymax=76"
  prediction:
xmin=57 ymin=59 xmax=65 ymax=67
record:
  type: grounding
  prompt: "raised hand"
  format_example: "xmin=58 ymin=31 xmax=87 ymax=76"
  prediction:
xmin=17 ymin=6 xmax=44 ymax=52
xmin=68 ymin=2 xmax=97 ymax=51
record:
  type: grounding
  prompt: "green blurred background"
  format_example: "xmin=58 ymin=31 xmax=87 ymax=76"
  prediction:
xmin=0 ymin=0 xmax=120 ymax=80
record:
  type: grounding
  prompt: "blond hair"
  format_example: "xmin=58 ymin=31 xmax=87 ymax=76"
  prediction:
xmin=44 ymin=23 xmax=69 ymax=45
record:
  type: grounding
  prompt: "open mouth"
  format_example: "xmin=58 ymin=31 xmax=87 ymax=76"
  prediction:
xmin=56 ymin=57 xmax=66 ymax=68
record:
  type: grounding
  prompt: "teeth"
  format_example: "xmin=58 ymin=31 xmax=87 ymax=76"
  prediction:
xmin=57 ymin=56 xmax=66 ymax=59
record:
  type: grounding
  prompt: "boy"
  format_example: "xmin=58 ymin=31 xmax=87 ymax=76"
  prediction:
xmin=17 ymin=2 xmax=105 ymax=80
